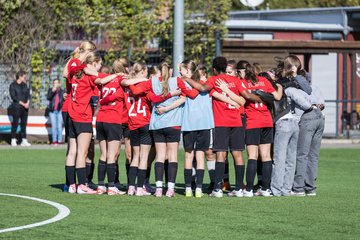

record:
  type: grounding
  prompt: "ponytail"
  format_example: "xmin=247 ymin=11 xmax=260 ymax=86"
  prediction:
xmin=160 ymin=62 xmax=170 ymax=97
xmin=245 ymin=64 xmax=258 ymax=85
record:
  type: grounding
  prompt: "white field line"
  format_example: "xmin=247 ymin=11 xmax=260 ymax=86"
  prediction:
xmin=0 ymin=193 xmax=70 ymax=233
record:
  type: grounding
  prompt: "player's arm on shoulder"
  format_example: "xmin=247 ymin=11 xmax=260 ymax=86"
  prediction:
xmin=212 ymin=92 xmax=240 ymax=109
xmin=182 ymin=76 xmax=210 ymax=92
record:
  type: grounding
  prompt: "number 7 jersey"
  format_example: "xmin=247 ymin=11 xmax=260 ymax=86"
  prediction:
xmin=124 ymin=80 xmax=152 ymax=131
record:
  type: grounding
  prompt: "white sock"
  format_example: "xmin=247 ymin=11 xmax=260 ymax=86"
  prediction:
xmin=195 ymin=187 xmax=202 ymax=192
xmin=167 ymin=182 xmax=175 ymax=189
xmin=185 ymin=187 xmax=192 ymax=192
xmin=156 ymin=181 xmax=162 ymax=188
xmin=207 ymin=160 xmax=215 ymax=170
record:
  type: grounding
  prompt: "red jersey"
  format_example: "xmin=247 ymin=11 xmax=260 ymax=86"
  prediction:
xmin=205 ymin=74 xmax=247 ymax=127
xmin=244 ymin=76 xmax=275 ymax=129
xmin=62 ymin=58 xmax=86 ymax=112
xmin=124 ymin=80 xmax=152 ymax=131
xmin=68 ymin=73 xmax=106 ymax=123
xmin=96 ymin=76 xmax=125 ymax=124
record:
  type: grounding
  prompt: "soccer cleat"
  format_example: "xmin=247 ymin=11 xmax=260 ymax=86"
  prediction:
xmin=136 ymin=187 xmax=151 ymax=196
xmin=68 ymin=184 xmax=77 ymax=194
xmin=255 ymin=189 xmax=273 ymax=197
xmin=77 ymin=184 xmax=97 ymax=194
xmin=63 ymin=185 xmax=69 ymax=192
xmin=195 ymin=189 xmax=204 ymax=198
xmin=144 ymin=182 xmax=156 ymax=194
xmin=222 ymin=181 xmax=231 ymax=192
xmin=96 ymin=185 xmax=107 ymax=195
xmin=209 ymin=189 xmax=223 ymax=198
xmin=127 ymin=186 xmax=136 ymax=196
xmin=228 ymin=189 xmax=244 ymax=197
xmin=155 ymin=188 xmax=163 ymax=197
xmin=86 ymin=181 xmax=97 ymax=190
xmin=11 ymin=138 xmax=17 ymax=147
xmin=20 ymin=139 xmax=31 ymax=147
xmin=165 ymin=188 xmax=175 ymax=198
xmin=243 ymin=189 xmax=254 ymax=197
xmin=306 ymin=191 xmax=317 ymax=196
xmin=108 ymin=186 xmax=126 ymax=196
xmin=290 ymin=191 xmax=306 ymax=197
xmin=185 ymin=189 xmax=193 ymax=197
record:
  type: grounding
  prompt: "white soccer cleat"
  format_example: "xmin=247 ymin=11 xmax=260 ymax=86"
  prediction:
xmin=228 ymin=189 xmax=244 ymax=197
xmin=108 ymin=186 xmax=126 ymax=196
xmin=96 ymin=185 xmax=107 ymax=195
xmin=11 ymin=138 xmax=17 ymax=146
xmin=255 ymin=189 xmax=273 ymax=197
xmin=243 ymin=189 xmax=254 ymax=197
xmin=68 ymin=184 xmax=77 ymax=194
xmin=20 ymin=138 xmax=31 ymax=147
xmin=209 ymin=189 xmax=223 ymax=198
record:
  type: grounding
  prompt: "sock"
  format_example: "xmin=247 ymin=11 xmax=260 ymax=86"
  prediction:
xmin=196 ymin=169 xmax=205 ymax=189
xmin=65 ymin=167 xmax=69 ymax=186
xmin=262 ymin=161 xmax=273 ymax=190
xmin=98 ymin=160 xmax=107 ymax=186
xmin=76 ymin=167 xmax=86 ymax=185
xmin=224 ymin=161 xmax=229 ymax=182
xmin=246 ymin=159 xmax=257 ymax=191
xmin=168 ymin=162 xmax=178 ymax=185
xmin=164 ymin=160 xmax=169 ymax=184
xmin=126 ymin=163 xmax=130 ymax=184
xmin=115 ymin=163 xmax=120 ymax=184
xmin=235 ymin=165 xmax=245 ymax=191
xmin=128 ymin=166 xmax=138 ymax=187
xmin=65 ymin=166 xmax=75 ymax=185
xmin=137 ymin=169 xmax=147 ymax=188
xmin=155 ymin=162 xmax=164 ymax=185
xmin=107 ymin=163 xmax=116 ymax=187
xmin=257 ymin=160 xmax=263 ymax=186
xmin=214 ymin=162 xmax=225 ymax=190
xmin=86 ymin=162 xmax=94 ymax=183
xmin=146 ymin=167 xmax=151 ymax=180
xmin=184 ymin=168 xmax=193 ymax=188
xmin=168 ymin=182 xmax=175 ymax=189
xmin=207 ymin=160 xmax=216 ymax=184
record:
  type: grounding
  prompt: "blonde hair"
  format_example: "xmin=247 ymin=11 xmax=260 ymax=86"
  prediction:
xmin=253 ymin=62 xmax=263 ymax=76
xmin=131 ymin=61 xmax=147 ymax=78
xmin=71 ymin=41 xmax=96 ymax=59
xmin=282 ymin=55 xmax=302 ymax=77
xmin=113 ymin=58 xmax=130 ymax=74
xmin=74 ymin=51 xmax=101 ymax=79
xmin=160 ymin=62 xmax=171 ymax=97
xmin=180 ymin=60 xmax=200 ymax=82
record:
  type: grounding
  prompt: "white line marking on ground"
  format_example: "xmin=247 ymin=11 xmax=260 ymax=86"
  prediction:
xmin=0 ymin=193 xmax=70 ymax=233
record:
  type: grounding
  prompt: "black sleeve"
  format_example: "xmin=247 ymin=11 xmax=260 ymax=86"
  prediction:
xmin=9 ymin=83 xmax=19 ymax=103
xmin=47 ymin=88 xmax=55 ymax=100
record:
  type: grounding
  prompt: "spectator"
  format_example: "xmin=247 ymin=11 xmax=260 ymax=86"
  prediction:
xmin=47 ymin=79 xmax=64 ymax=145
xmin=9 ymin=70 xmax=31 ymax=147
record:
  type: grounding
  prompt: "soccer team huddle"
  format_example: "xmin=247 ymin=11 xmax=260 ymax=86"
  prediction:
xmin=62 ymin=41 xmax=325 ymax=198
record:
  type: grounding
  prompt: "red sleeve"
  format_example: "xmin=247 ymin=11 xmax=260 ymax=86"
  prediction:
xmin=146 ymin=91 xmax=171 ymax=103
xmin=204 ymin=76 xmax=216 ymax=90
xmin=264 ymin=78 xmax=275 ymax=93
xmin=236 ymin=79 xmax=247 ymax=93
xmin=177 ymin=78 xmax=199 ymax=99
xmin=128 ymin=80 xmax=151 ymax=96
xmin=68 ymin=59 xmax=86 ymax=79
xmin=100 ymin=88 xmax=123 ymax=105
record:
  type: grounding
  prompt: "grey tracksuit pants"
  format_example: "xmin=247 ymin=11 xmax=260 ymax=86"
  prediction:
xmin=293 ymin=109 xmax=325 ymax=193
xmin=271 ymin=118 xmax=299 ymax=196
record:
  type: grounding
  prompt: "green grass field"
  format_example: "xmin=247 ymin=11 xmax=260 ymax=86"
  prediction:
xmin=0 ymin=148 xmax=359 ymax=240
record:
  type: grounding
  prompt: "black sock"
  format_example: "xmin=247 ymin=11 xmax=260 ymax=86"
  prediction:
xmin=126 ymin=163 xmax=130 ymax=184
xmin=168 ymin=162 xmax=178 ymax=184
xmin=107 ymin=163 xmax=116 ymax=187
xmin=262 ymin=161 xmax=272 ymax=190
xmin=137 ymin=169 xmax=147 ymax=188
xmin=164 ymin=160 xmax=169 ymax=184
xmin=214 ymin=162 xmax=225 ymax=190
xmin=115 ymin=163 xmax=120 ymax=184
xmin=98 ymin=160 xmax=107 ymax=186
xmin=146 ymin=167 xmax=151 ymax=180
xmin=128 ymin=166 xmax=138 ymax=187
xmin=76 ymin=167 xmax=86 ymax=185
xmin=246 ymin=159 xmax=257 ymax=191
xmin=184 ymin=168 xmax=193 ymax=188
xmin=196 ymin=169 xmax=205 ymax=189
xmin=235 ymin=165 xmax=245 ymax=191
xmin=208 ymin=169 xmax=215 ymax=184
xmin=86 ymin=162 xmax=95 ymax=183
xmin=224 ymin=161 xmax=229 ymax=182
xmin=65 ymin=167 xmax=69 ymax=186
xmin=257 ymin=159 xmax=263 ymax=186
xmin=65 ymin=166 xmax=75 ymax=185
xmin=155 ymin=162 xmax=164 ymax=183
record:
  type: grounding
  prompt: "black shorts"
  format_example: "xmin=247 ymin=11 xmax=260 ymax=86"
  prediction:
xmin=96 ymin=122 xmax=123 ymax=142
xmin=245 ymin=127 xmax=274 ymax=145
xmin=68 ymin=118 xmax=93 ymax=138
xmin=183 ymin=130 xmax=210 ymax=151
xmin=213 ymin=127 xmax=245 ymax=152
xmin=62 ymin=111 xmax=69 ymax=141
xmin=130 ymin=125 xmax=153 ymax=146
xmin=122 ymin=124 xmax=130 ymax=139
xmin=152 ymin=127 xmax=181 ymax=143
